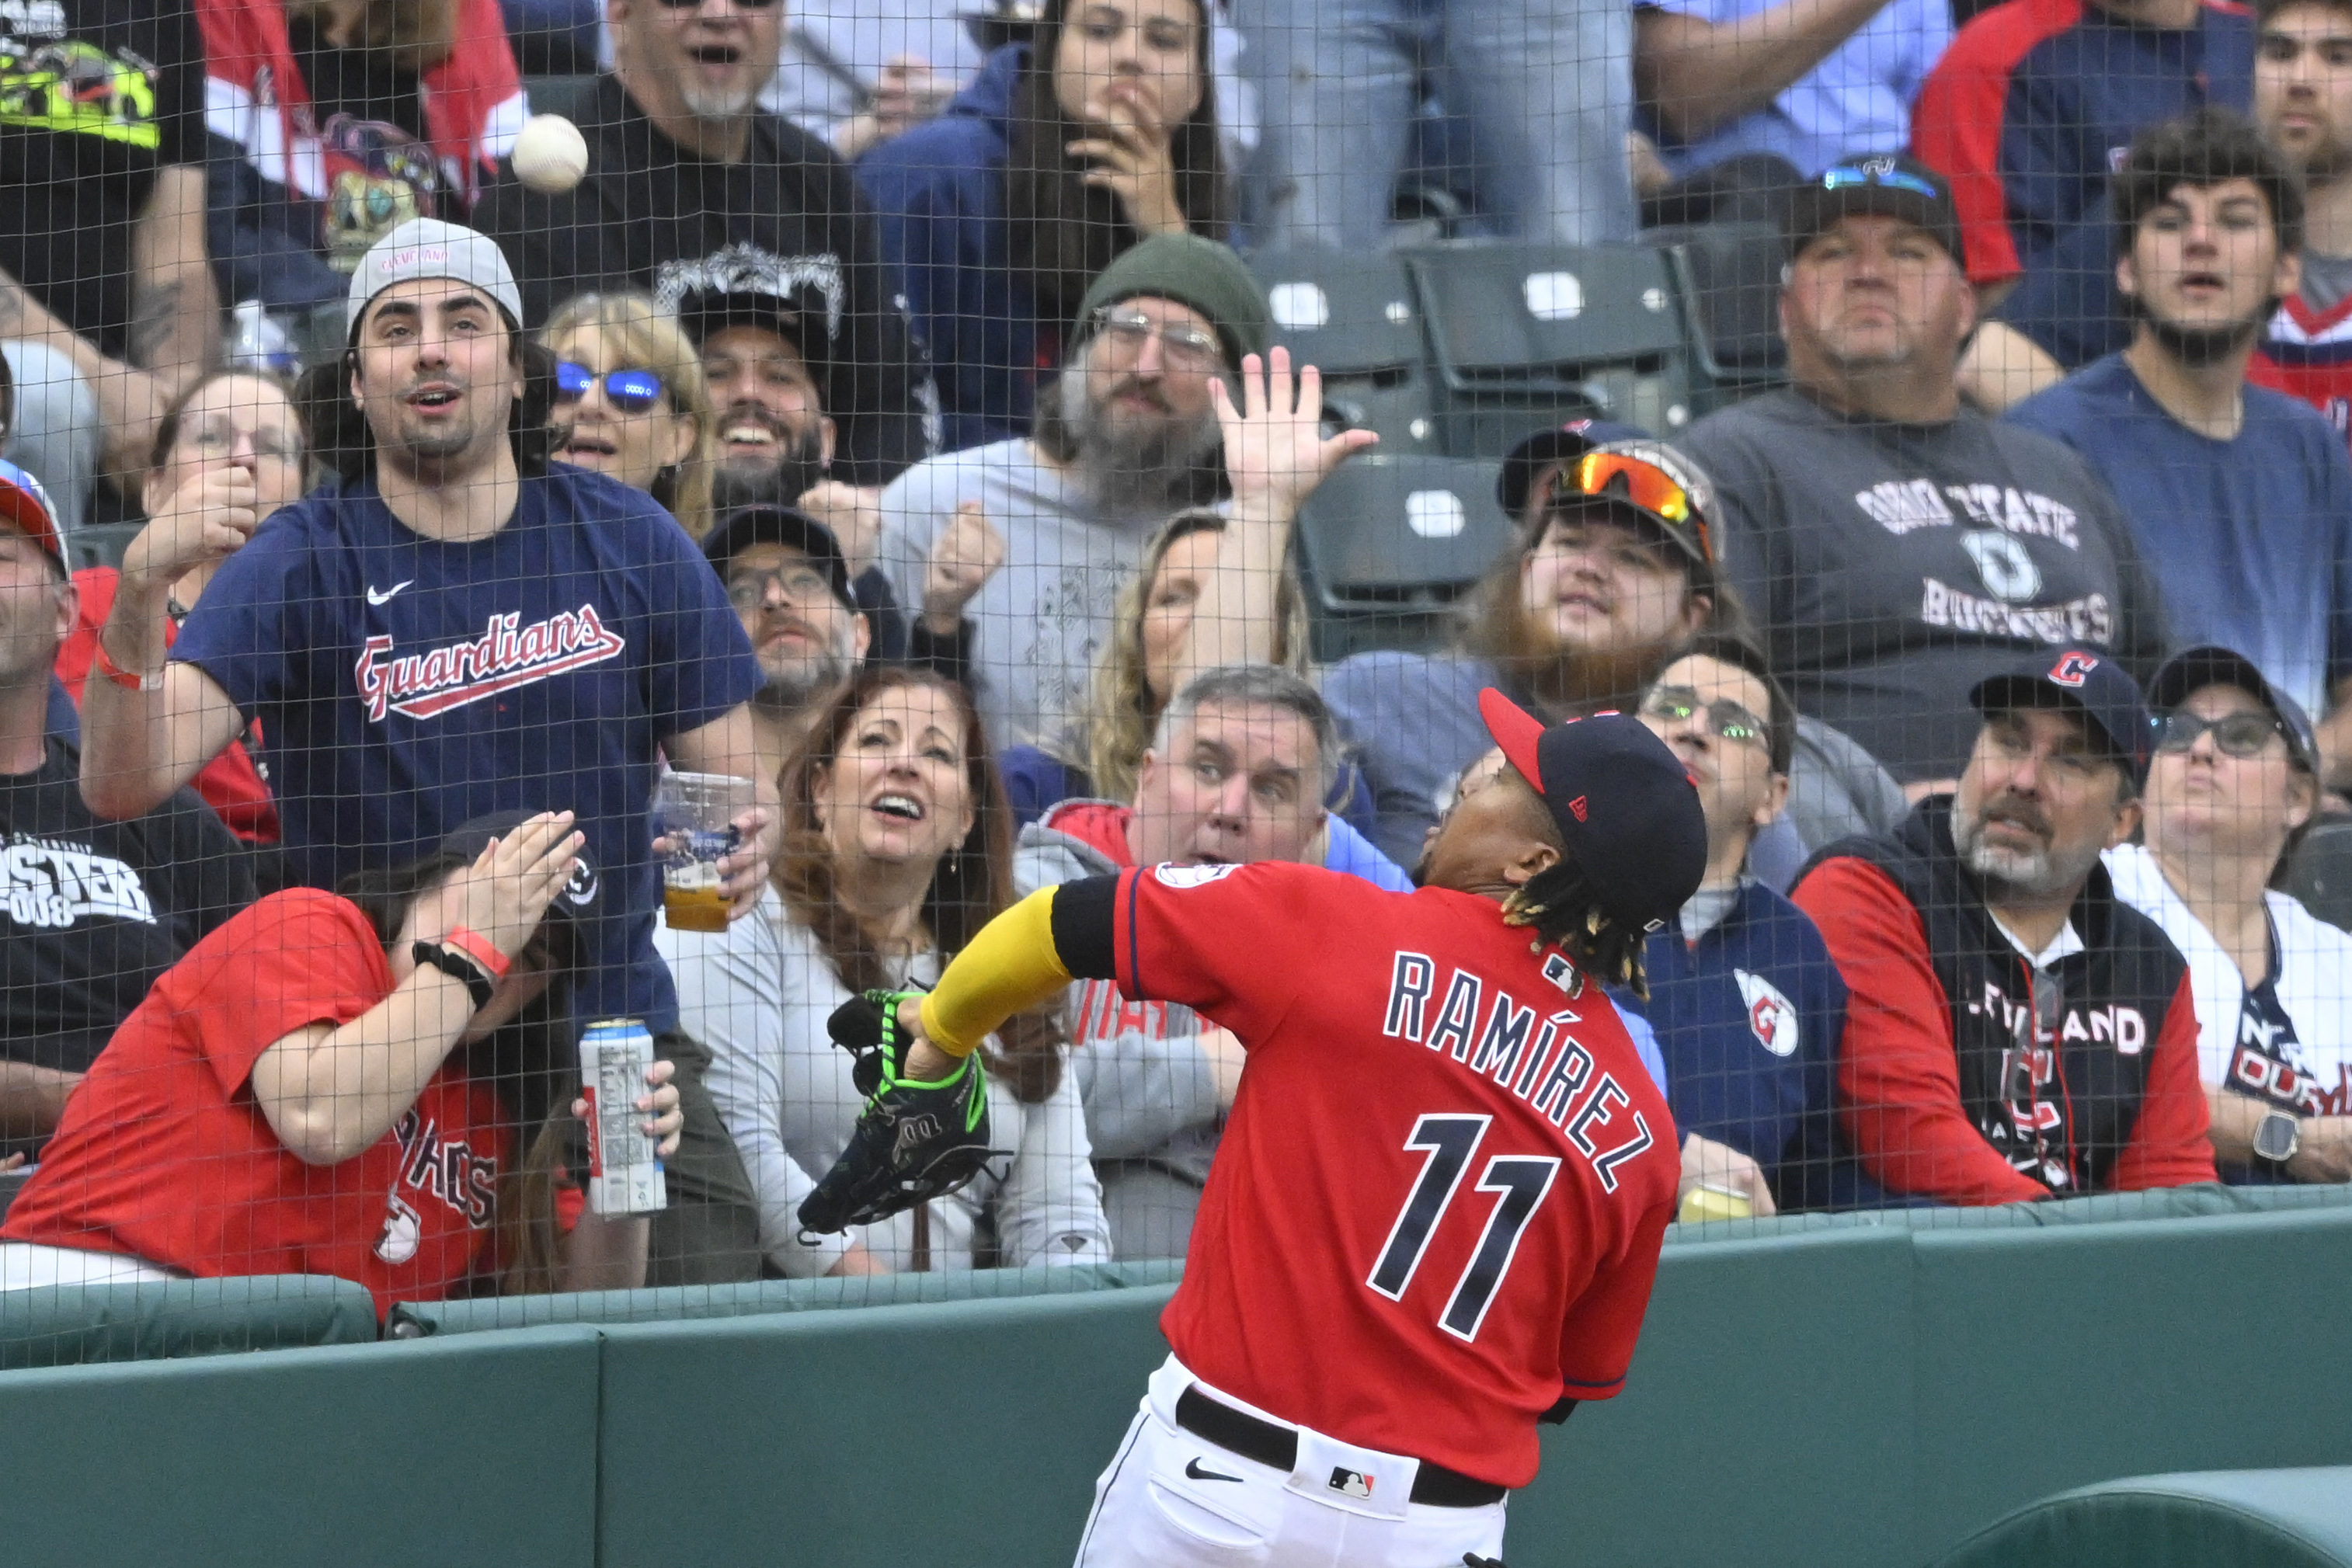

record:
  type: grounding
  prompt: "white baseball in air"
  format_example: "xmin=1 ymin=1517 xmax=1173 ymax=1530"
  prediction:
xmin=511 ymin=114 xmax=588 ymax=194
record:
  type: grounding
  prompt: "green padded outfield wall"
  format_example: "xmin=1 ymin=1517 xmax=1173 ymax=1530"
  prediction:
xmin=10 ymin=1205 xmax=2352 ymax=1567
xmin=0 ymin=1326 xmax=604 ymax=1568
xmin=1935 ymin=1469 xmax=2352 ymax=1568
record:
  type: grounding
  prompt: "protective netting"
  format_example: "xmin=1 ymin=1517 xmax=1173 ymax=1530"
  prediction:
xmin=0 ymin=0 xmax=2346 ymax=1356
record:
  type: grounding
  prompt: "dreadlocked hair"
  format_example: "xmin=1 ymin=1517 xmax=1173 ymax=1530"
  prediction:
xmin=1499 ymin=858 xmax=1656 ymax=1000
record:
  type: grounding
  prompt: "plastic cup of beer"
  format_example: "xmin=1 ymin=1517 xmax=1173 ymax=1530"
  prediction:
xmin=652 ymin=771 xmax=753 ymax=933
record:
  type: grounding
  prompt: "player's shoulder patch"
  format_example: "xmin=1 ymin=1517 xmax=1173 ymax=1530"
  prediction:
xmin=1150 ymin=862 xmax=1241 ymax=889
xmin=1734 ymin=968 xmax=1801 ymax=1058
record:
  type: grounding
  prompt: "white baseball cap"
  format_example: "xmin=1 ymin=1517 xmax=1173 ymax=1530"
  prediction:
xmin=346 ymin=217 xmax=525 ymax=342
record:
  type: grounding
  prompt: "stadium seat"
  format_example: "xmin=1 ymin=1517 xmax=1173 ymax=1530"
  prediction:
xmin=2284 ymin=819 xmax=2352 ymax=933
xmin=64 ymin=522 xmax=139 ymax=573
xmin=1647 ymin=220 xmax=1790 ymax=410
xmin=1401 ymin=243 xmax=1698 ymax=457
xmin=521 ymin=74 xmax=600 ymax=124
xmin=1248 ymin=249 xmax=1442 ymax=454
xmin=1290 ymin=453 xmax=1511 ymax=662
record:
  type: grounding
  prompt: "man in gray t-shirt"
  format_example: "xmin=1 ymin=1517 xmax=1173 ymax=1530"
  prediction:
xmin=879 ymin=234 xmax=1369 ymax=749
xmin=1679 ymin=155 xmax=2166 ymax=785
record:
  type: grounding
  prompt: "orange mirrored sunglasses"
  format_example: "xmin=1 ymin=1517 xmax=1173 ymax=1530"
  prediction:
xmin=1547 ymin=452 xmax=1714 ymax=563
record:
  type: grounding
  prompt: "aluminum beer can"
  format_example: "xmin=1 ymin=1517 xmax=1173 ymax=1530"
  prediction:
xmin=581 ymin=1018 xmax=667 ymax=1216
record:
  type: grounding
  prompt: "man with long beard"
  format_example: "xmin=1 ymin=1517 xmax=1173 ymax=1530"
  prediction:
xmin=1327 ymin=426 xmax=1736 ymax=867
xmin=876 ymin=233 xmax=1371 ymax=752
xmin=1791 ymin=648 xmax=2215 ymax=1205
xmin=2010 ymin=111 xmax=2352 ymax=791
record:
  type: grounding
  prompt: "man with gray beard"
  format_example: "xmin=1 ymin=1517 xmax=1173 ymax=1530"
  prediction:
xmin=875 ymin=234 xmax=1373 ymax=750
xmin=1789 ymin=647 xmax=2215 ymax=1207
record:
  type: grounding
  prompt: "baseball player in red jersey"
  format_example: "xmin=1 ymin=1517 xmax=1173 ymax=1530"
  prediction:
xmin=801 ymin=692 xmax=1709 ymax=1566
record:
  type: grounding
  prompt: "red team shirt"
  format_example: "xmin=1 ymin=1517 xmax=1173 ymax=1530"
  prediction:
xmin=54 ymin=568 xmax=280 ymax=845
xmin=4 ymin=890 xmax=510 ymax=1316
xmin=1098 ymin=860 xmax=1680 ymax=1488
xmin=2253 ymin=295 xmax=2352 ymax=451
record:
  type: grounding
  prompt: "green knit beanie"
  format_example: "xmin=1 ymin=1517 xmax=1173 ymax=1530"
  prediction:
xmin=1074 ymin=234 xmax=1272 ymax=369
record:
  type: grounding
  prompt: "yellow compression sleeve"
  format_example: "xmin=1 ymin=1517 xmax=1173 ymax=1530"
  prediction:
xmin=918 ymin=885 xmax=1073 ymax=1058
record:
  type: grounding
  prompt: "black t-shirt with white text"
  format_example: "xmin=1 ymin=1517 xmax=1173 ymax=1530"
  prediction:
xmin=0 ymin=0 xmax=201 ymax=360
xmin=1680 ymin=388 xmax=2168 ymax=782
xmin=2 ymin=735 xmax=253 ymax=1071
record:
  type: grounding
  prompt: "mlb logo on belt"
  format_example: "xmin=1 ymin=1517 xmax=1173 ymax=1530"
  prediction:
xmin=1328 ymin=1468 xmax=1374 ymax=1500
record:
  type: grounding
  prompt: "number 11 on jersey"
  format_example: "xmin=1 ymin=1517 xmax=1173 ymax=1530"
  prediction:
xmin=1369 ymin=1114 xmax=1562 ymax=1343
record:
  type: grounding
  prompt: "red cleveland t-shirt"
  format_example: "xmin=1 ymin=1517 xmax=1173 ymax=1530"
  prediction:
xmin=4 ymin=889 xmax=509 ymax=1316
xmin=54 ymin=567 xmax=280 ymax=844
xmin=1105 ymin=860 xmax=1679 ymax=1488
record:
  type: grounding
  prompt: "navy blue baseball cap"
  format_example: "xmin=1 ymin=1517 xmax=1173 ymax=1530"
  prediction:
xmin=1786 ymin=152 xmax=1964 ymax=263
xmin=1478 ymin=689 xmax=1710 ymax=930
xmin=1495 ymin=418 xmax=1651 ymax=520
xmin=1969 ymin=648 xmax=2158 ymax=784
xmin=2147 ymin=645 xmax=2317 ymax=771
xmin=701 ymin=505 xmax=855 ymax=610
xmin=437 ymin=809 xmax=601 ymax=923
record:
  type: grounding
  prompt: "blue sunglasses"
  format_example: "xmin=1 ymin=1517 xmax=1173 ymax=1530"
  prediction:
xmin=1818 ymin=165 xmax=1943 ymax=202
xmin=554 ymin=361 xmax=667 ymax=414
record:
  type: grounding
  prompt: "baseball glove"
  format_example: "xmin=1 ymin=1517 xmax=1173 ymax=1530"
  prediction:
xmin=796 ymin=989 xmax=1004 ymax=1234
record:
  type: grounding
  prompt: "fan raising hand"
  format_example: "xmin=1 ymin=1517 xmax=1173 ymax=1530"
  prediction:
xmin=1212 ymin=347 xmax=1380 ymax=524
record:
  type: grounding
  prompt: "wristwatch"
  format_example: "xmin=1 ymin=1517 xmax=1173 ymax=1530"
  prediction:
xmin=2252 ymin=1109 xmax=2302 ymax=1169
xmin=412 ymin=940 xmax=496 ymax=1012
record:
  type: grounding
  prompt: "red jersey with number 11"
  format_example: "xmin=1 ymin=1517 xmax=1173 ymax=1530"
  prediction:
xmin=1103 ymin=860 xmax=1679 ymax=1489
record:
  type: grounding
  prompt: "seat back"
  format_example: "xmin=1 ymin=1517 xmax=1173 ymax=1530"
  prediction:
xmin=1251 ymin=249 xmax=1442 ymax=453
xmin=1292 ymin=454 xmax=1511 ymax=660
xmin=1402 ymin=243 xmax=1697 ymax=456
xmin=1649 ymin=220 xmax=1790 ymax=407
xmin=2284 ymin=820 xmax=2352 ymax=933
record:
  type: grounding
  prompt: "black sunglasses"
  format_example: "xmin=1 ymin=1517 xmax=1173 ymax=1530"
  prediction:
xmin=2156 ymin=710 xmax=2288 ymax=760
xmin=554 ymin=361 xmax=667 ymax=414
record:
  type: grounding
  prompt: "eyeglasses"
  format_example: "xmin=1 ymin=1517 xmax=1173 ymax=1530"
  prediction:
xmin=2157 ymin=710 xmax=2289 ymax=760
xmin=184 ymin=419 xmax=303 ymax=466
xmin=1818 ymin=163 xmax=1944 ymax=201
xmin=725 ymin=565 xmax=835 ymax=611
xmin=652 ymin=0 xmax=778 ymax=9
xmin=1091 ymin=308 xmax=1223 ymax=372
xmin=555 ymin=362 xmax=669 ymax=414
xmin=1548 ymin=452 xmax=1713 ymax=562
xmin=1640 ymin=687 xmax=1770 ymax=749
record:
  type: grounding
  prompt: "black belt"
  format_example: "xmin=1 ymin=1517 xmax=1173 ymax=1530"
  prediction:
xmin=1173 ymin=1386 xmax=1508 ymax=1509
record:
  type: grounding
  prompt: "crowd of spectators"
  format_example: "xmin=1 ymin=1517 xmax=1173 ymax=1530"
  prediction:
xmin=7 ymin=0 xmax=2352 ymax=1309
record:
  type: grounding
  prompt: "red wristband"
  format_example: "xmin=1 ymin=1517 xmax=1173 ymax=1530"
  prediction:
xmin=442 ymin=925 xmax=512 ymax=979
xmin=92 ymin=631 xmax=164 ymax=693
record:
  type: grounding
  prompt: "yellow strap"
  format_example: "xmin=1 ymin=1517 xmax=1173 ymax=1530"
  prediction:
xmin=918 ymin=885 xmax=1073 ymax=1057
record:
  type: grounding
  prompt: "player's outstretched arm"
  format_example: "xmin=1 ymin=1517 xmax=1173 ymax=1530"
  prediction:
xmin=895 ymin=882 xmax=1093 ymax=1080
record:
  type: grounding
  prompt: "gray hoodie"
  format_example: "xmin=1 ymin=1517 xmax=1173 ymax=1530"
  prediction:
xmin=1014 ymin=805 xmax=1225 ymax=1185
